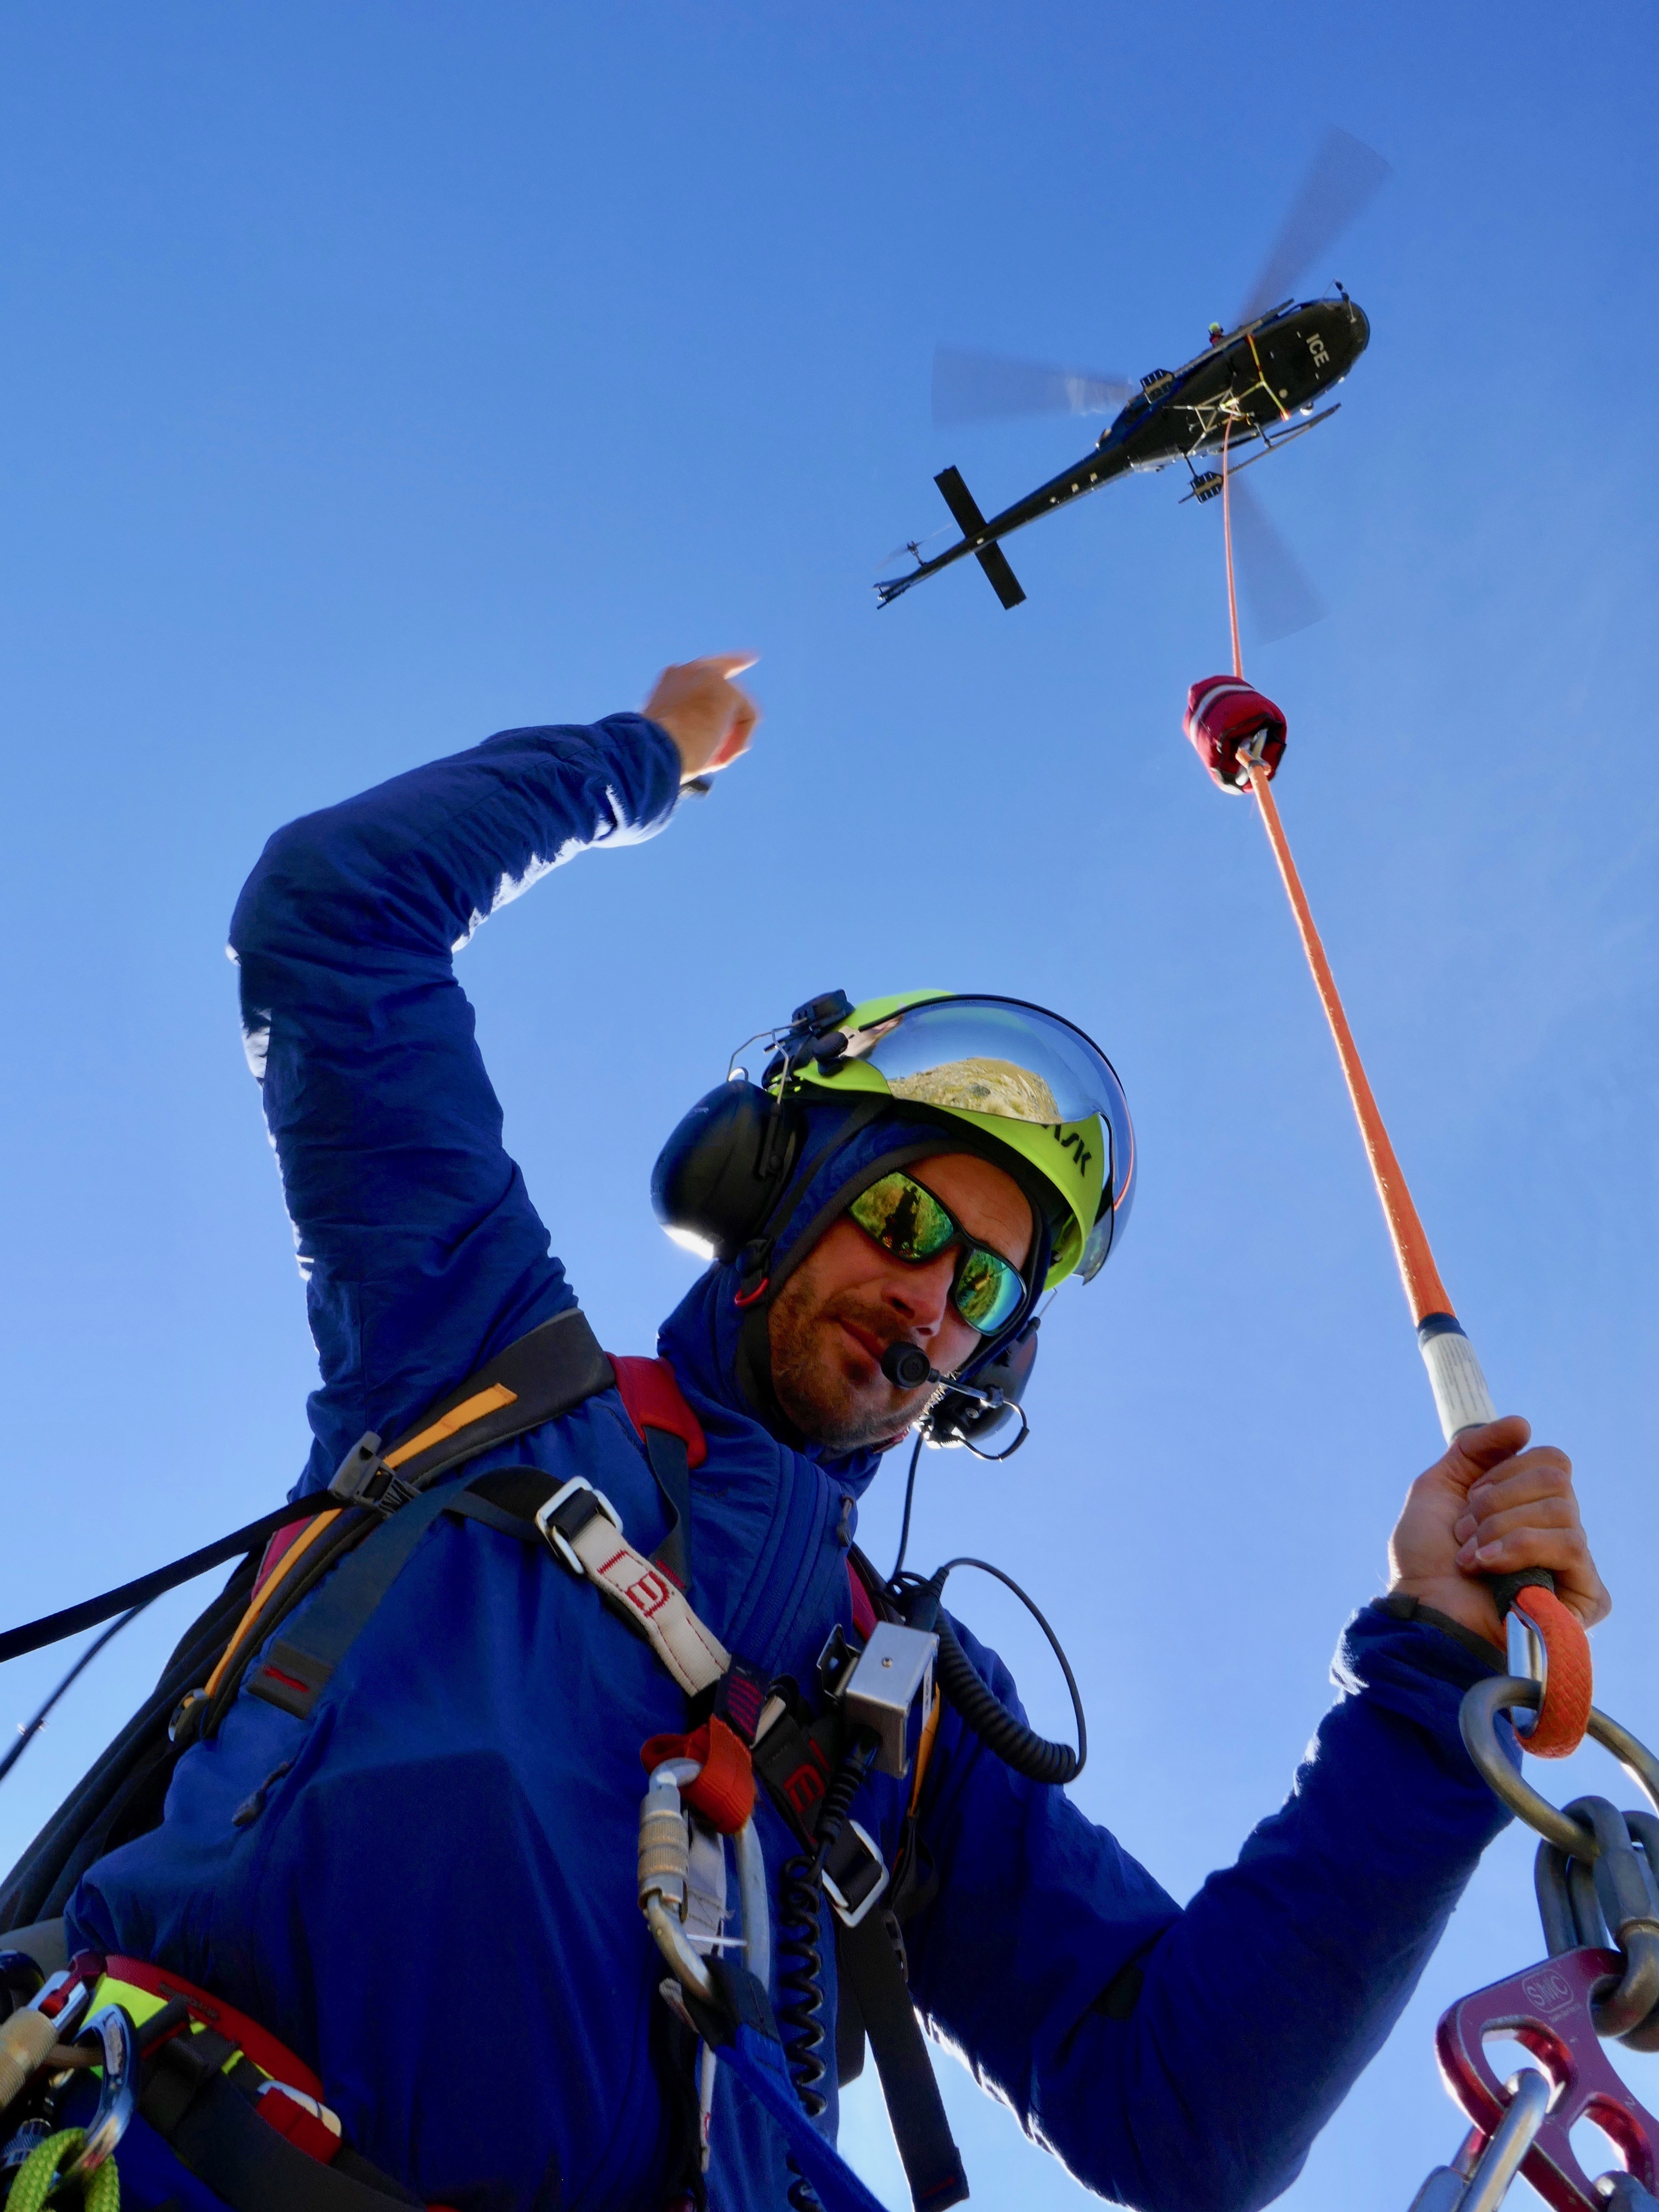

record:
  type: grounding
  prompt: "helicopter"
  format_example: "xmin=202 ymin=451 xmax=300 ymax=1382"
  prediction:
xmin=876 ymin=128 xmax=1389 ymax=623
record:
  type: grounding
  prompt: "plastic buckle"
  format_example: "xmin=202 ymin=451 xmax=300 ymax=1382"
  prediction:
xmin=327 ymin=1431 xmax=412 ymax=1512
xmin=536 ymin=1477 xmax=623 ymax=1578
xmin=822 ymin=1820 xmax=890 ymax=1929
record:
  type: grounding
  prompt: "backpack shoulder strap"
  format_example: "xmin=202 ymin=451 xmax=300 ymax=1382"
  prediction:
xmin=222 ymin=1310 xmax=616 ymax=1728
xmin=377 ymin=1307 xmax=617 ymax=1493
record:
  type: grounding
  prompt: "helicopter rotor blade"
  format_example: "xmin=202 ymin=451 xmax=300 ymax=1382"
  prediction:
xmin=1237 ymin=126 xmax=1392 ymax=325
xmin=932 ymin=347 xmax=1136 ymax=428
xmin=1226 ymin=475 xmax=1327 ymax=643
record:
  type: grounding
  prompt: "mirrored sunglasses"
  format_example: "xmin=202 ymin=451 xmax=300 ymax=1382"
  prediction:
xmin=846 ymin=1170 xmax=1026 ymax=1337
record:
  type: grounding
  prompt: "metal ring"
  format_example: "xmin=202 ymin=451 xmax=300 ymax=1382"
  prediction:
xmin=1460 ymin=1678 xmax=1659 ymax=1855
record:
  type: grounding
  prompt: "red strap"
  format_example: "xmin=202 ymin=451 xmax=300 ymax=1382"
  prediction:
xmin=106 ymin=1955 xmax=324 ymax=2100
xmin=608 ymin=1355 xmax=707 ymax=1468
xmin=848 ymin=1562 xmax=879 ymax=1640
xmin=640 ymin=1714 xmax=755 ymax=1834
xmin=252 ymin=1516 xmax=314 ymax=1599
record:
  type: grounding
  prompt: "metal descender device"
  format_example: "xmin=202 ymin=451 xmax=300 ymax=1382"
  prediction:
xmin=1408 ymin=1675 xmax=1659 ymax=2212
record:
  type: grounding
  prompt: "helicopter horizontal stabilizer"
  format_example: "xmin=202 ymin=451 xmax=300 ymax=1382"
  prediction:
xmin=974 ymin=541 xmax=1026 ymax=609
xmin=934 ymin=466 xmax=1027 ymax=609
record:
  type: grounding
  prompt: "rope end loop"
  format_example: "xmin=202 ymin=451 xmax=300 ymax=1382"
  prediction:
xmin=1510 ymin=1584 xmax=1593 ymax=1758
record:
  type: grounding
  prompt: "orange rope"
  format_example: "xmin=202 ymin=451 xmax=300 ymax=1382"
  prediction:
xmin=1241 ymin=757 xmax=1453 ymax=1324
xmin=1219 ymin=429 xmax=1450 ymax=1325
xmin=1215 ymin=438 xmax=1591 ymax=1755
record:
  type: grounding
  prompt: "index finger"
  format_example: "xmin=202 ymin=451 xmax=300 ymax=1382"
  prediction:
xmin=696 ymin=652 xmax=758 ymax=679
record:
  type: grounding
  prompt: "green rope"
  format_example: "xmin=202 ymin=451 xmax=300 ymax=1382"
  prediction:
xmin=4 ymin=2129 xmax=119 ymax=2211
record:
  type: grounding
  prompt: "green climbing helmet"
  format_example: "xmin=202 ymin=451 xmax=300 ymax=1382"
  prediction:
xmin=788 ymin=990 xmax=1135 ymax=1290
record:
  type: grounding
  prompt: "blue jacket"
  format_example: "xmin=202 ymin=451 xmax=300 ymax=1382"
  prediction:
xmin=70 ymin=714 xmax=1509 ymax=2212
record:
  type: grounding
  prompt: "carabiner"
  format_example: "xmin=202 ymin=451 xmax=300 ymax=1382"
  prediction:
xmin=59 ymin=2005 xmax=139 ymax=2183
xmin=637 ymin=1758 xmax=770 ymax=2003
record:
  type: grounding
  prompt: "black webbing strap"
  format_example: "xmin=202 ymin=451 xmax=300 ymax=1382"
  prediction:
xmin=0 ymin=1496 xmax=338 ymax=1664
xmin=0 ymin=1312 xmax=614 ymax=1670
xmin=836 ymin=1913 xmax=968 ymax=2212
xmin=246 ymin=1312 xmax=617 ymax=1723
xmin=146 ymin=2039 xmax=424 ymax=2210
xmin=749 ymin=1701 xmax=965 ymax=2212
xmin=379 ymin=1308 xmax=615 ymax=1492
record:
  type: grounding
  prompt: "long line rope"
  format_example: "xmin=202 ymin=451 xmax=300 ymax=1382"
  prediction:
xmin=1215 ymin=425 xmax=1591 ymax=1755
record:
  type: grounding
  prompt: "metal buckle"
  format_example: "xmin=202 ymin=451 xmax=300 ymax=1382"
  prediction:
xmin=822 ymin=1819 xmax=890 ymax=1929
xmin=535 ymin=1477 xmax=623 ymax=1578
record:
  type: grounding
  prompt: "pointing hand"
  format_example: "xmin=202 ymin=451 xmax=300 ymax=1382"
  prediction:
xmin=645 ymin=654 xmax=760 ymax=784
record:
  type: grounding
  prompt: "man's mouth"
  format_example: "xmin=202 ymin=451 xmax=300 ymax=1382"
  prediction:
xmin=835 ymin=1317 xmax=889 ymax=1372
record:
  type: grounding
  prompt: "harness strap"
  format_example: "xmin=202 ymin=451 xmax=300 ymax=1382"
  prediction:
xmin=378 ymin=1308 xmax=614 ymax=1492
xmin=155 ymin=2061 xmax=427 ymax=2212
xmin=545 ymin=1484 xmax=729 ymax=1697
xmin=247 ymin=1488 xmax=459 ymax=1722
xmin=835 ymin=1916 xmax=968 ymax=2212
xmin=643 ymin=1429 xmax=693 ymax=1590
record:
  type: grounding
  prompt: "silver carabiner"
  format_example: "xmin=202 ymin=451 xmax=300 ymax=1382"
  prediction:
xmin=637 ymin=1759 xmax=770 ymax=2002
xmin=58 ymin=2005 xmax=139 ymax=2182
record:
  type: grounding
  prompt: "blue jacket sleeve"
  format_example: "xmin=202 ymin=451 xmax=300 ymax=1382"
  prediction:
xmin=906 ymin=1602 xmax=1510 ymax=2212
xmin=228 ymin=714 xmax=681 ymax=1493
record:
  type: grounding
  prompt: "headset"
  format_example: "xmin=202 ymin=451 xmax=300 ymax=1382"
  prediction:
xmin=650 ymin=990 xmax=1043 ymax=1453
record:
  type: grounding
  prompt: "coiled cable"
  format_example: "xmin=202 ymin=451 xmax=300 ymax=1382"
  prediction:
xmin=774 ymin=1735 xmax=878 ymax=2210
xmin=898 ymin=1559 xmax=1086 ymax=1786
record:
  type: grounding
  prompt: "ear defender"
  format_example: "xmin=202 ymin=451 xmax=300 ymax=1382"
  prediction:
xmin=650 ymin=1078 xmax=805 ymax=1263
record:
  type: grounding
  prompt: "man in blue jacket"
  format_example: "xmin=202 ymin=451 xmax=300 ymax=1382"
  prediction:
xmin=66 ymin=654 xmax=1607 ymax=2212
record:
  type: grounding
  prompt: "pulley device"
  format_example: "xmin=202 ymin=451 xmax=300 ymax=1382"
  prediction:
xmin=1181 ymin=420 xmax=1594 ymax=1759
xmin=1402 ymin=1674 xmax=1659 ymax=2210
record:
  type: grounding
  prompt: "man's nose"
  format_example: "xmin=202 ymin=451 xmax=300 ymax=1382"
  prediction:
xmin=882 ymin=1251 xmax=955 ymax=1334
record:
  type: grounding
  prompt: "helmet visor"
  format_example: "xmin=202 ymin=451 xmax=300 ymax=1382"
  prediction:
xmin=835 ymin=995 xmax=1135 ymax=1281
xmin=842 ymin=996 xmax=1113 ymax=1121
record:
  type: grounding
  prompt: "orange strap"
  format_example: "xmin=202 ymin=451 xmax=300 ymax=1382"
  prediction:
xmin=1243 ymin=759 xmax=1453 ymax=1322
xmin=640 ymin=1714 xmax=756 ymax=1835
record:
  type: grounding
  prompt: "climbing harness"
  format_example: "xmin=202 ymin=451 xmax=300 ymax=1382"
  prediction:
xmin=1181 ymin=417 xmax=1594 ymax=1757
xmin=0 ymin=1942 xmax=449 ymax=2211
xmin=1404 ymin=1674 xmax=1659 ymax=2210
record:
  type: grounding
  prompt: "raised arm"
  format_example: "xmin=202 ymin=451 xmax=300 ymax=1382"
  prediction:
xmin=229 ymin=659 xmax=756 ymax=1492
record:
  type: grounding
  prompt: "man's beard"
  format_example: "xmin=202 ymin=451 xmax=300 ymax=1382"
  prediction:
xmin=767 ymin=1268 xmax=929 ymax=1451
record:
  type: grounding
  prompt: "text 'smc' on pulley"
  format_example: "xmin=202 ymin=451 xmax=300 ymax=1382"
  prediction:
xmin=1179 ymin=432 xmax=1593 ymax=1758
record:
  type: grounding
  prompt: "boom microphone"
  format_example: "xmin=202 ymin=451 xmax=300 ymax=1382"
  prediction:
xmin=880 ymin=1343 xmax=938 ymax=1391
xmin=880 ymin=1342 xmax=1007 ymax=1413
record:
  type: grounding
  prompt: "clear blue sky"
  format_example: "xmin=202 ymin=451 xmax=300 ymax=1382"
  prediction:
xmin=1 ymin=6 xmax=1655 ymax=2207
